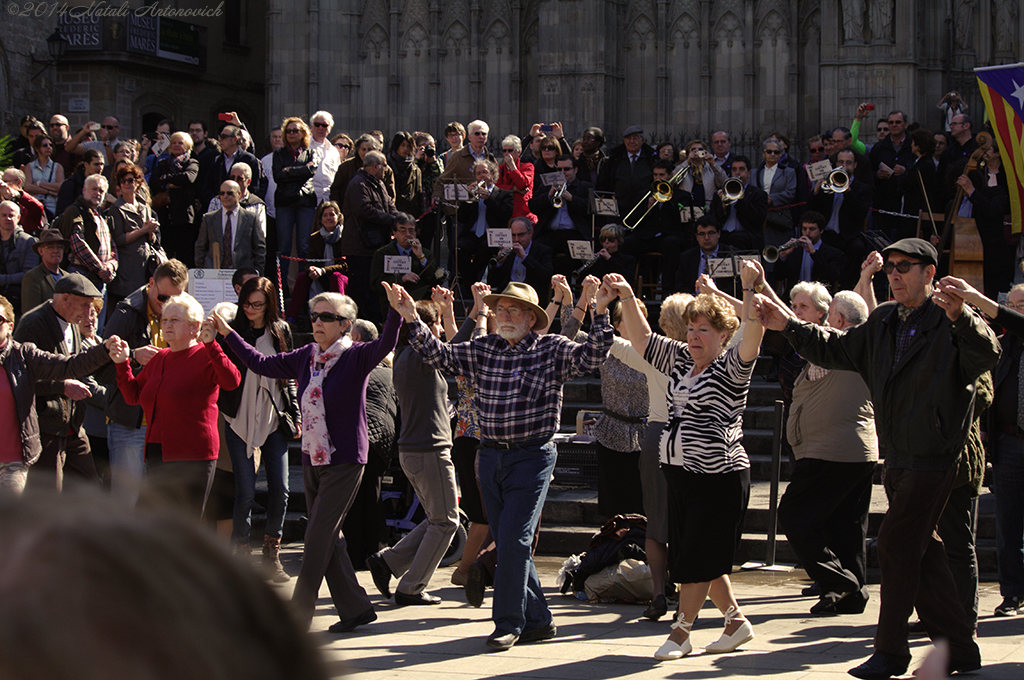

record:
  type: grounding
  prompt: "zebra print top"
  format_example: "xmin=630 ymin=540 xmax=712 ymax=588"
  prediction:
xmin=644 ymin=333 xmax=755 ymax=473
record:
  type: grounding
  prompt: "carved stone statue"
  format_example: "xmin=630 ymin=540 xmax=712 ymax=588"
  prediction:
xmin=994 ymin=0 xmax=1017 ymax=54
xmin=869 ymin=0 xmax=894 ymax=42
xmin=842 ymin=0 xmax=865 ymax=43
xmin=955 ymin=0 xmax=976 ymax=51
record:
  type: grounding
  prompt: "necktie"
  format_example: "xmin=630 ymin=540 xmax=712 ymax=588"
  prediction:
xmin=223 ymin=210 xmax=234 ymax=269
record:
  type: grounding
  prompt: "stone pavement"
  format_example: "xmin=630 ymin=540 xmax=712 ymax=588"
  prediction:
xmin=269 ymin=550 xmax=1024 ymax=679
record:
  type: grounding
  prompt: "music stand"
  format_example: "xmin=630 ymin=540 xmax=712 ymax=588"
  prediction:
xmin=436 ymin=177 xmax=475 ymax=312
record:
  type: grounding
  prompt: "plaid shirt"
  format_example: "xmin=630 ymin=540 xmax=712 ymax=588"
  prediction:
xmin=893 ymin=298 xmax=932 ymax=366
xmin=409 ymin=313 xmax=612 ymax=443
xmin=69 ymin=208 xmax=117 ymax=278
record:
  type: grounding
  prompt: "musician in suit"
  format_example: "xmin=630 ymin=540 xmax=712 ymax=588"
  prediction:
xmin=596 ymin=125 xmax=656 ymax=225
xmin=530 ymin=154 xmax=594 ymax=276
xmin=14 ymin=273 xmax=105 ymax=491
xmin=371 ymin=213 xmax=444 ymax=317
xmin=675 ymin=218 xmax=737 ymax=296
xmin=808 ymin=149 xmax=874 ymax=290
xmin=456 ymin=159 xmax=513 ymax=294
xmin=195 ymin=181 xmax=265 ymax=273
xmin=487 ymin=216 xmax=554 ymax=306
xmin=774 ymin=211 xmax=846 ymax=293
xmin=710 ymin=155 xmax=769 ymax=253
xmin=622 ymin=160 xmax=688 ymax=295
xmin=751 ymin=138 xmax=798 ymax=247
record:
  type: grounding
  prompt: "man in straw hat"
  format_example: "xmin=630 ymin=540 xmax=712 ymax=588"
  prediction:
xmin=383 ymin=278 xmax=614 ymax=651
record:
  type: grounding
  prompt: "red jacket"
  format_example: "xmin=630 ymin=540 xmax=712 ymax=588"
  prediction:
xmin=497 ymin=160 xmax=537 ymax=223
xmin=116 ymin=341 xmax=240 ymax=461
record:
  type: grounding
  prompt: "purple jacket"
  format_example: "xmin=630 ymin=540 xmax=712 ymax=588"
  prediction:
xmin=224 ymin=308 xmax=402 ymax=465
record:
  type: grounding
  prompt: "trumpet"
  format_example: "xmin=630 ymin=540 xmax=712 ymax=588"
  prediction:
xmin=720 ymin=177 xmax=745 ymax=207
xmin=622 ymin=159 xmax=701 ymax=230
xmin=572 ymin=253 xmax=601 ymax=278
xmin=551 ymin=182 xmax=567 ymax=209
xmin=762 ymin=238 xmax=803 ymax=263
xmin=467 ymin=181 xmax=490 ymax=201
xmin=489 ymin=247 xmax=514 ymax=267
xmin=820 ymin=168 xmax=850 ymax=194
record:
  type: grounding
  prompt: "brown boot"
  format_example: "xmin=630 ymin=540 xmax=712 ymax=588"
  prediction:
xmin=262 ymin=535 xmax=290 ymax=583
xmin=235 ymin=541 xmax=252 ymax=557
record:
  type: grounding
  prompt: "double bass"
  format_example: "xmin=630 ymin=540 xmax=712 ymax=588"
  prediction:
xmin=938 ymin=132 xmax=991 ymax=290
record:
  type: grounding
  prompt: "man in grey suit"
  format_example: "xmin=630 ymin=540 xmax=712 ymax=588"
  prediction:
xmin=195 ymin=181 xmax=265 ymax=273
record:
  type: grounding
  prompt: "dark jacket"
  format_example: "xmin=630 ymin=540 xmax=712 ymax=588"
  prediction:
xmin=150 ymin=155 xmax=200 ymax=227
xmin=207 ymin=149 xmax=268 ymax=202
xmin=370 ymin=240 xmax=443 ymax=314
xmin=365 ymin=361 xmax=398 ymax=465
xmin=775 ymin=240 xmax=846 ymax=292
xmin=675 ymin=244 xmax=737 ymax=296
xmin=217 ymin=318 xmax=298 ymax=423
xmin=710 ymin=183 xmax=770 ymax=251
xmin=97 ymin=285 xmax=154 ymax=428
xmin=869 ymin=134 xmax=916 ymax=212
xmin=596 ymin=143 xmax=657 ymax=220
xmin=340 ymin=169 xmax=399 ymax=257
xmin=456 ymin=186 xmax=514 ymax=236
xmin=782 ymin=299 xmax=1000 ymax=470
xmin=272 ymin=146 xmax=317 ymax=208
xmin=330 ymin=155 xmax=396 ymax=206
xmin=487 ymin=240 xmax=554 ymax=306
xmin=388 ymin=153 xmax=422 ymax=217
xmin=20 ymin=264 xmax=66 ymax=318
xmin=0 ymin=337 xmax=110 ymax=465
xmin=529 ymin=179 xmax=593 ymax=240
xmin=12 ymin=302 xmax=86 ymax=436
xmin=807 ymin=178 xmax=873 ymax=239
xmin=0 ymin=227 xmax=41 ymax=308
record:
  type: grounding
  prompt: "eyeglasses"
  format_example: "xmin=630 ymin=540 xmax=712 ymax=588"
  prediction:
xmin=809 ymin=146 xmax=825 ymax=153
xmin=541 ymin=145 xmax=558 ymax=151
xmin=310 ymin=311 xmax=345 ymax=324
xmin=285 ymin=128 xmax=302 ymax=134
xmin=494 ymin=305 xmax=524 ymax=317
xmin=1006 ymin=302 xmax=1024 ymax=311
xmin=887 ymin=119 xmax=903 ymax=125
xmin=697 ymin=231 xmax=718 ymax=238
xmin=472 ymin=131 xmax=487 ymax=136
xmin=882 ymin=260 xmax=926 ymax=274
xmin=242 ymin=300 xmax=266 ymax=310
xmin=218 ymin=133 xmax=235 ymax=140
xmin=156 ymin=293 xmax=172 ymax=302
xmin=119 ymin=177 xmax=136 ymax=184
xmin=949 ymin=122 xmax=965 ymax=127
xmin=335 ymin=143 xmax=351 ymax=149
xmin=312 ymin=122 xmax=330 ymax=128
xmin=764 ymin=149 xmax=780 ymax=155
xmin=502 ymin=148 xmax=516 ymax=153
xmin=219 ymin=191 xmax=238 ymax=197
xmin=395 ymin=227 xmax=417 ymax=235
xmin=102 ymin=125 xmax=118 ymax=130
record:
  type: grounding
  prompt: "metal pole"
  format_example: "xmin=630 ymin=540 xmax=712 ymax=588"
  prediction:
xmin=766 ymin=399 xmax=785 ymax=567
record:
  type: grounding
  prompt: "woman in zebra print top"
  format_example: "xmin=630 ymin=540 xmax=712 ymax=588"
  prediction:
xmin=604 ymin=264 xmax=767 ymax=661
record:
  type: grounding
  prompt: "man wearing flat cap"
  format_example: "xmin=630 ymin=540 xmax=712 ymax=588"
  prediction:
xmin=384 ymin=279 xmax=614 ymax=651
xmin=14 ymin=272 xmax=106 ymax=492
xmin=756 ymin=237 xmax=997 ymax=679
xmin=597 ymin=125 xmax=656 ymax=224
xmin=20 ymin=228 xmax=70 ymax=317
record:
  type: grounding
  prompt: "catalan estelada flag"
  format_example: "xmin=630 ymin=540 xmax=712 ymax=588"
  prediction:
xmin=975 ymin=63 xmax=1024 ymax=233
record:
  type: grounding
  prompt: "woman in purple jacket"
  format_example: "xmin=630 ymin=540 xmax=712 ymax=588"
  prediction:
xmin=211 ymin=290 xmax=402 ymax=634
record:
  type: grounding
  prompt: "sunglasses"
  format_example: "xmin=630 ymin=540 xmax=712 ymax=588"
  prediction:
xmin=219 ymin=191 xmax=238 ymax=196
xmin=218 ymin=133 xmax=235 ymax=140
xmin=882 ymin=261 xmax=926 ymax=274
xmin=102 ymin=125 xmax=118 ymax=130
xmin=40 ymin=143 xmax=53 ymax=148
xmin=156 ymin=293 xmax=172 ymax=302
xmin=764 ymin=149 xmax=780 ymax=155
xmin=600 ymin=237 xmax=619 ymax=242
xmin=471 ymin=131 xmax=487 ymax=136
xmin=285 ymin=128 xmax=302 ymax=134
xmin=310 ymin=311 xmax=345 ymax=324
xmin=809 ymin=147 xmax=824 ymax=152
xmin=876 ymin=127 xmax=887 ymax=132
xmin=312 ymin=122 xmax=330 ymax=128
xmin=119 ymin=177 xmax=136 ymax=184
xmin=335 ymin=143 xmax=351 ymax=149
xmin=886 ymin=120 xmax=903 ymax=125
xmin=542 ymin=145 xmax=558 ymax=151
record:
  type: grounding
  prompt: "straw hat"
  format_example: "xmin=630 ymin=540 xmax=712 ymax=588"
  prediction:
xmin=483 ymin=282 xmax=548 ymax=331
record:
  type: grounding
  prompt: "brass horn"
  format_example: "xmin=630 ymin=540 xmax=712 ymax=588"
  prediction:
xmin=820 ymin=168 xmax=850 ymax=194
xmin=762 ymin=238 xmax=803 ymax=264
xmin=721 ymin=177 xmax=744 ymax=206
xmin=622 ymin=161 xmax=696 ymax=230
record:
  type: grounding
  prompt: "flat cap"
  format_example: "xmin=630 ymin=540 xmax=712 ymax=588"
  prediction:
xmin=622 ymin=125 xmax=643 ymax=137
xmin=54 ymin=273 xmax=103 ymax=298
xmin=881 ymin=238 xmax=938 ymax=267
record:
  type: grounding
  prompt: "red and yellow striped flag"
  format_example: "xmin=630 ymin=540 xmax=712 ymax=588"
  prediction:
xmin=975 ymin=63 xmax=1024 ymax=233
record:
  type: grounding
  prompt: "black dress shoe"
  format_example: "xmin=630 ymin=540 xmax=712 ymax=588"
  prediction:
xmin=394 ymin=590 xmax=441 ymax=606
xmin=834 ymin=590 xmax=869 ymax=615
xmin=946 ymin=657 xmax=981 ymax=675
xmin=643 ymin=593 xmax=668 ymax=620
xmin=519 ymin=622 xmax=556 ymax=644
xmin=465 ymin=561 xmax=487 ymax=608
xmin=486 ymin=629 xmax=519 ymax=651
xmin=327 ymin=607 xmax=377 ymax=633
xmin=848 ymin=652 xmax=910 ymax=679
xmin=801 ymin=582 xmax=822 ymax=597
xmin=365 ymin=552 xmax=392 ymax=599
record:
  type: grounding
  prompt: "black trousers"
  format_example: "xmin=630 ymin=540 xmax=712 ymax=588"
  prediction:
xmin=778 ymin=457 xmax=875 ymax=594
xmin=141 ymin=443 xmax=216 ymax=521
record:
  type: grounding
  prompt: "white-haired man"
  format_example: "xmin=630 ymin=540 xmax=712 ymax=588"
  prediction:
xmin=433 ymin=120 xmax=495 ymax=202
xmin=309 ymin=110 xmax=341 ymax=204
xmin=54 ymin=174 xmax=117 ymax=291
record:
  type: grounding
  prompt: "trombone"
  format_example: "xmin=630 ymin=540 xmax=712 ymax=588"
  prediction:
xmin=720 ymin=177 xmax=745 ymax=207
xmin=622 ymin=157 xmax=703 ymax=230
xmin=820 ymin=168 xmax=850 ymax=194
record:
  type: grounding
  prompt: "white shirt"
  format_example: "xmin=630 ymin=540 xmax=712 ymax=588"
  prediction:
xmin=762 ymin=164 xmax=778 ymax=194
xmin=261 ymin=153 xmax=277 ymax=218
xmin=309 ymin=137 xmax=341 ymax=204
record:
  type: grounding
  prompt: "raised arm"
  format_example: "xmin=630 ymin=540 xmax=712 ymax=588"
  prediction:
xmin=854 ymin=250 xmax=882 ymax=312
xmin=604 ymin=273 xmax=651 ymax=356
xmin=738 ymin=261 xmax=766 ymax=363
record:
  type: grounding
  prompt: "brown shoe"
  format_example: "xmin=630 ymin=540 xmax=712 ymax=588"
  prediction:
xmin=262 ymin=535 xmax=291 ymax=583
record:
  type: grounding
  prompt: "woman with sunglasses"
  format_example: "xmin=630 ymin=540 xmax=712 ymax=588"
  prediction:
xmin=22 ymin=134 xmax=64 ymax=220
xmin=272 ymin=117 xmax=317 ymax=288
xmin=211 ymin=290 xmax=402 ymax=633
xmin=216 ymin=277 xmax=298 ymax=581
xmin=109 ymin=164 xmax=163 ymax=310
xmin=532 ymin=134 xmax=562 ymax=180
xmin=331 ymin=133 xmax=353 ymax=161
xmin=328 ymin=134 xmax=396 ymax=206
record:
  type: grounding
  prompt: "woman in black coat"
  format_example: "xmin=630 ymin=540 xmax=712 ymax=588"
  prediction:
xmin=273 ymin=117 xmax=317 ymax=286
xmin=149 ymin=132 xmax=199 ymax=267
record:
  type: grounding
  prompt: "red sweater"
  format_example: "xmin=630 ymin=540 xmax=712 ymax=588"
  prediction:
xmin=116 ymin=342 xmax=240 ymax=461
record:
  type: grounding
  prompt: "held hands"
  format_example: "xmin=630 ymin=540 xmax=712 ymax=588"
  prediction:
xmin=697 ymin=273 xmax=720 ymax=296
xmin=595 ymin=280 xmax=617 ymax=312
xmin=602 ymin=273 xmax=634 ymax=301
xmin=431 ymin=285 xmax=454 ymax=314
xmin=861 ymin=251 xmax=883 ymax=278
xmin=580 ymin=275 xmax=601 ymax=307
xmin=106 ymin=336 xmax=130 ymax=364
xmin=63 ymin=379 xmax=92 ymax=401
xmin=199 ymin=318 xmax=217 ymax=344
xmin=382 ymin=282 xmax=417 ymax=321
xmin=470 ymin=282 xmax=491 ymax=316
xmin=133 ymin=345 xmax=159 ymax=365
xmin=551 ymin=274 xmax=572 ymax=306
xmin=209 ymin=310 xmax=232 ymax=337
xmin=937 ymin=276 xmax=982 ymax=307
xmin=932 ymin=278 xmax=965 ymax=322
xmin=753 ymin=295 xmax=793 ymax=331
xmin=740 ymin=260 xmax=761 ymax=289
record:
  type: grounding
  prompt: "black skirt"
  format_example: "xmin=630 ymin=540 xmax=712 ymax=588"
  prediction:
xmin=662 ymin=465 xmax=750 ymax=584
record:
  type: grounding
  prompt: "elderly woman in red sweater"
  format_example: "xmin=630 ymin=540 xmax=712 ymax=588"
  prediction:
xmin=111 ymin=292 xmax=240 ymax=519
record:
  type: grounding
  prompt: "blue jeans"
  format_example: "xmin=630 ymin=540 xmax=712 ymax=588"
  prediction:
xmin=477 ymin=440 xmax=557 ymax=635
xmin=993 ymin=433 xmax=1024 ymax=598
xmin=225 ymin=425 xmax=290 ymax=544
xmin=275 ymin=205 xmax=314 ymax=285
xmin=107 ymin=421 xmax=146 ymax=506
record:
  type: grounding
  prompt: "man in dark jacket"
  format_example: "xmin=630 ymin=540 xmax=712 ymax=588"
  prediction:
xmin=99 ymin=259 xmax=188 ymax=505
xmin=596 ymin=125 xmax=656 ymax=227
xmin=341 ymin=151 xmax=399 ymax=324
xmin=486 ymin=217 xmax=554 ymax=306
xmin=709 ymin=155 xmax=769 ymax=252
xmin=809 ymin=149 xmax=874 ymax=289
xmin=868 ymin=111 xmax=916 ymax=238
xmin=774 ymin=211 xmax=846 ymax=293
xmin=530 ymin=155 xmax=594 ymax=276
xmin=371 ymin=213 xmax=444 ymax=316
xmin=758 ymin=238 xmax=996 ymax=679
xmin=13 ymin=273 xmax=104 ymax=492
xmin=206 ymin=125 xmax=268 ymax=203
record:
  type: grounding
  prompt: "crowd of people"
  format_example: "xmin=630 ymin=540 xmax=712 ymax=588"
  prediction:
xmin=0 ymin=87 xmax=1018 ymax=678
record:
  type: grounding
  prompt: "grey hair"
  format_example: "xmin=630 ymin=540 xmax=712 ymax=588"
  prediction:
xmin=830 ymin=290 xmax=869 ymax=326
xmin=762 ymin=137 xmax=782 ymax=152
xmin=501 ymin=135 xmax=521 ymax=154
xmin=468 ymin=119 xmax=489 ymax=135
xmin=789 ymin=281 xmax=832 ymax=313
xmin=309 ymin=293 xmax=357 ymax=329
xmin=0 ymin=200 xmax=20 ymax=215
xmin=310 ymin=110 xmax=334 ymax=128
xmin=363 ymin=151 xmax=386 ymax=168
xmin=162 ymin=293 xmax=205 ymax=326
xmin=2 ymin=168 xmax=25 ymax=184
xmin=350 ymin=319 xmax=378 ymax=342
xmin=353 ymin=133 xmax=381 ymax=152
xmin=84 ymin=173 xmax=109 ymax=193
xmin=229 ymin=163 xmax=252 ymax=180
xmin=472 ymin=158 xmax=498 ymax=181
